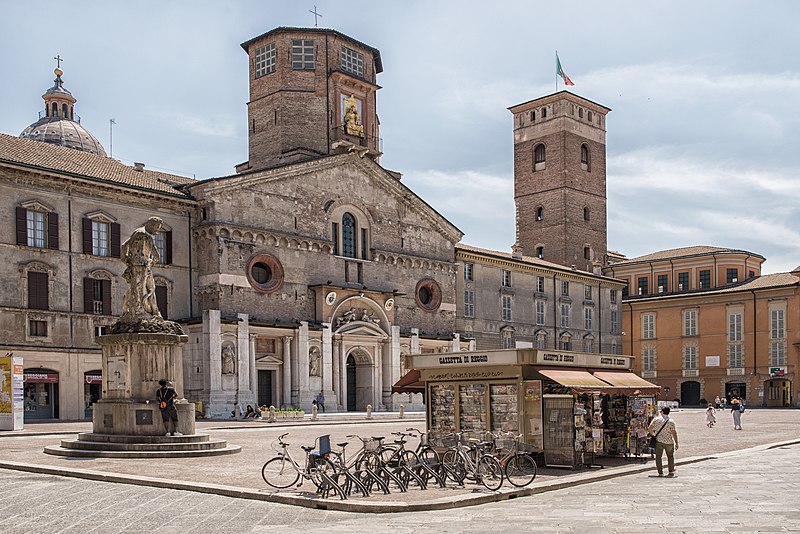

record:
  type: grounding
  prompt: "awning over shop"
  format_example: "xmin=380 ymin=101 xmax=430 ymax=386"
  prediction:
xmin=538 ymin=369 xmax=613 ymax=390
xmin=592 ymin=371 xmax=659 ymax=391
xmin=392 ymin=369 xmax=424 ymax=394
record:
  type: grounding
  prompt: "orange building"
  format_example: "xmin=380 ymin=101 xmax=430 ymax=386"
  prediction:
xmin=604 ymin=247 xmax=799 ymax=407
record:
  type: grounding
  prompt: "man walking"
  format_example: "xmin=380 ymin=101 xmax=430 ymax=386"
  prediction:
xmin=648 ymin=406 xmax=679 ymax=477
xmin=315 ymin=391 xmax=325 ymax=413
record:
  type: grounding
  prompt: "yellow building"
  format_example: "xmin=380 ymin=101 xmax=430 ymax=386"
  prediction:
xmin=604 ymin=247 xmax=799 ymax=407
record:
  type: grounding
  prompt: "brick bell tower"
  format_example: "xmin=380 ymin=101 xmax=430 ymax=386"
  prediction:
xmin=508 ymin=91 xmax=611 ymax=272
xmin=237 ymin=27 xmax=383 ymax=173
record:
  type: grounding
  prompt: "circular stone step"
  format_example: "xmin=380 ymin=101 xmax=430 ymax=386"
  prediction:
xmin=59 ymin=438 xmax=229 ymax=452
xmin=76 ymin=433 xmax=211 ymax=444
xmin=43 ymin=443 xmax=242 ymax=458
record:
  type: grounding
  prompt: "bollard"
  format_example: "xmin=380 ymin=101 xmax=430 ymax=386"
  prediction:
xmin=366 ymin=404 xmax=373 ymax=420
xmin=311 ymin=404 xmax=318 ymax=421
xmin=399 ymin=403 xmax=405 ymax=419
xmin=268 ymin=405 xmax=276 ymax=423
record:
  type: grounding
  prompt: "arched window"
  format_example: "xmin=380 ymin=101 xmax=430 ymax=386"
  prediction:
xmin=536 ymin=207 xmax=544 ymax=221
xmin=578 ymin=108 xmax=584 ymax=119
xmin=536 ymin=246 xmax=544 ymax=259
xmin=533 ymin=144 xmax=546 ymax=171
xmin=559 ymin=332 xmax=572 ymax=351
xmin=583 ymin=207 xmax=590 ymax=221
xmin=587 ymin=111 xmax=593 ymax=122
xmin=529 ymin=111 xmax=535 ymax=122
xmin=584 ymin=246 xmax=591 ymax=260
xmin=581 ymin=144 xmax=590 ymax=164
xmin=541 ymin=107 xmax=547 ymax=119
xmin=51 ymin=103 xmax=57 ymax=117
xmin=341 ymin=212 xmax=356 ymax=258
xmin=535 ymin=330 xmax=547 ymax=349
xmin=62 ymin=103 xmax=68 ymax=118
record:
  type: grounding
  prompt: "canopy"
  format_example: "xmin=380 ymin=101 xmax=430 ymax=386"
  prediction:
xmin=538 ymin=369 xmax=613 ymax=390
xmin=392 ymin=369 xmax=424 ymax=394
xmin=592 ymin=371 xmax=660 ymax=391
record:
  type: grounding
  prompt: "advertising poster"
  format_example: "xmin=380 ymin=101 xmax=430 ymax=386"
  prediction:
xmin=0 ymin=355 xmax=24 ymax=431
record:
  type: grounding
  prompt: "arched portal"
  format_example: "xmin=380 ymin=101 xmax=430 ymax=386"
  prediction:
xmin=680 ymin=380 xmax=701 ymax=406
xmin=346 ymin=349 xmax=373 ymax=411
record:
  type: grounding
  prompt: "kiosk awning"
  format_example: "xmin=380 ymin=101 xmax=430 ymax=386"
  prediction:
xmin=392 ymin=369 xmax=424 ymax=394
xmin=538 ymin=369 xmax=613 ymax=389
xmin=592 ymin=371 xmax=660 ymax=390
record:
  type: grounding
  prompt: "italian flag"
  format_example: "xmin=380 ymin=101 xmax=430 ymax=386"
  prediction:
xmin=556 ymin=53 xmax=575 ymax=86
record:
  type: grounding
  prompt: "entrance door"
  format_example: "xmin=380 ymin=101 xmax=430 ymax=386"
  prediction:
xmin=84 ymin=370 xmax=103 ymax=419
xmin=258 ymin=370 xmax=273 ymax=408
xmin=680 ymin=381 xmax=701 ymax=406
xmin=766 ymin=379 xmax=791 ymax=407
xmin=23 ymin=369 xmax=59 ymax=420
xmin=725 ymin=382 xmax=747 ymax=401
xmin=346 ymin=355 xmax=357 ymax=411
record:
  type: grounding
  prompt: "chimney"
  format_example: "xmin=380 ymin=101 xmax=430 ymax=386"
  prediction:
xmin=133 ymin=162 xmax=145 ymax=172
xmin=511 ymin=244 xmax=523 ymax=260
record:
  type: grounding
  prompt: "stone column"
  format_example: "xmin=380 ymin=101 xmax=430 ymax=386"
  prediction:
xmin=338 ymin=338 xmax=347 ymax=410
xmin=332 ymin=336 xmax=340 ymax=410
xmin=236 ymin=314 xmax=255 ymax=408
xmin=452 ymin=333 xmax=461 ymax=352
xmin=206 ymin=309 xmax=228 ymax=417
xmin=282 ymin=336 xmax=293 ymax=408
xmin=298 ymin=321 xmax=310 ymax=407
xmin=411 ymin=328 xmax=420 ymax=354
xmin=249 ymin=334 xmax=257 ymax=404
xmin=322 ymin=323 xmax=334 ymax=406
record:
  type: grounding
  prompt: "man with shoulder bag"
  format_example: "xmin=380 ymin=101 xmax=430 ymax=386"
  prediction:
xmin=648 ymin=406 xmax=679 ymax=477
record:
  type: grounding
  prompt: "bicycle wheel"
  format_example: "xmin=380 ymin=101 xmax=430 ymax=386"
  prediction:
xmin=356 ymin=451 xmax=383 ymax=472
xmin=379 ymin=446 xmax=398 ymax=467
xmin=308 ymin=456 xmax=336 ymax=490
xmin=440 ymin=448 xmax=467 ymax=483
xmin=262 ymin=456 xmax=300 ymax=488
xmin=417 ymin=446 xmax=439 ymax=466
xmin=400 ymin=449 xmax=419 ymax=467
xmin=505 ymin=453 xmax=537 ymax=487
xmin=476 ymin=455 xmax=504 ymax=491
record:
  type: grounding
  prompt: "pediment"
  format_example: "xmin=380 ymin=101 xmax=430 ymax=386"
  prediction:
xmin=256 ymin=354 xmax=284 ymax=365
xmin=335 ymin=321 xmax=388 ymax=338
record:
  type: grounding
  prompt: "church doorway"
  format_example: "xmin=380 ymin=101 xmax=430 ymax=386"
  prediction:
xmin=346 ymin=349 xmax=373 ymax=411
xmin=680 ymin=380 xmax=701 ymax=406
xmin=257 ymin=370 xmax=273 ymax=408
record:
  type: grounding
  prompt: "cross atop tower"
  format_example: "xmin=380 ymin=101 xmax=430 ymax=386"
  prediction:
xmin=309 ymin=5 xmax=322 ymax=27
xmin=54 ymin=54 xmax=63 ymax=69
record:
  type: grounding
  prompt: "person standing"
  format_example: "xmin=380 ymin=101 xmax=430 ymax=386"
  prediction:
xmin=156 ymin=378 xmax=181 ymax=436
xmin=731 ymin=397 xmax=743 ymax=430
xmin=315 ymin=391 xmax=325 ymax=413
xmin=648 ymin=406 xmax=679 ymax=477
xmin=705 ymin=405 xmax=716 ymax=427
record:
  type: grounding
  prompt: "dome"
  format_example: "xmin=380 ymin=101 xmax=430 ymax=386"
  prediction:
xmin=20 ymin=117 xmax=107 ymax=157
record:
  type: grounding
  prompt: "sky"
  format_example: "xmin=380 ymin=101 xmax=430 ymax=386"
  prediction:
xmin=2 ymin=0 xmax=799 ymax=273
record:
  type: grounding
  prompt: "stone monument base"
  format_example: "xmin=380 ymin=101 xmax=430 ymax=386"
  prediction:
xmin=92 ymin=399 xmax=196 ymax=436
xmin=44 ymin=432 xmax=241 ymax=458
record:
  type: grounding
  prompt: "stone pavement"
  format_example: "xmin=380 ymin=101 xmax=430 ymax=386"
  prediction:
xmin=1 ymin=437 xmax=799 ymax=532
xmin=0 ymin=408 xmax=799 ymax=523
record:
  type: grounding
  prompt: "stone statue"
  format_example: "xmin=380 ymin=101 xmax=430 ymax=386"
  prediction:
xmin=120 ymin=217 xmax=163 ymax=321
xmin=336 ymin=307 xmax=357 ymax=327
xmin=221 ymin=344 xmax=236 ymax=375
xmin=343 ymin=95 xmax=364 ymax=137
xmin=309 ymin=347 xmax=320 ymax=377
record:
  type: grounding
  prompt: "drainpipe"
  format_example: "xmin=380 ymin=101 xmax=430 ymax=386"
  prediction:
xmin=553 ymin=273 xmax=558 ymax=348
xmin=188 ymin=211 xmax=193 ymax=318
xmin=751 ymin=289 xmax=757 ymax=376
xmin=669 ymin=258 xmax=674 ymax=292
xmin=713 ymin=254 xmax=718 ymax=288
xmin=627 ymin=301 xmax=634 ymax=356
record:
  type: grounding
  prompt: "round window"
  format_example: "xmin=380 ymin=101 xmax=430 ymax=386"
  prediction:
xmin=246 ymin=254 xmax=284 ymax=293
xmin=252 ymin=263 xmax=272 ymax=284
xmin=415 ymin=278 xmax=442 ymax=312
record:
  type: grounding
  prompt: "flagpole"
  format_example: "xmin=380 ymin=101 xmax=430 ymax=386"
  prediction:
xmin=555 ymin=50 xmax=558 ymax=92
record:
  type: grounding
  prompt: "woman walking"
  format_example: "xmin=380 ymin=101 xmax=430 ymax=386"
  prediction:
xmin=730 ymin=397 xmax=743 ymax=430
xmin=705 ymin=405 xmax=716 ymax=427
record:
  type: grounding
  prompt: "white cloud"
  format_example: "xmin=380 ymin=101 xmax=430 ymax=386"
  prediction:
xmin=162 ymin=112 xmax=238 ymax=138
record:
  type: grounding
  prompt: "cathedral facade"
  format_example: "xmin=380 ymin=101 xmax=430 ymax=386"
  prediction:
xmin=1 ymin=26 xmax=626 ymax=420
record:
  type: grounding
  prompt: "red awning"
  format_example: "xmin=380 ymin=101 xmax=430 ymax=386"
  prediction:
xmin=538 ymin=368 xmax=613 ymax=390
xmin=392 ymin=369 xmax=424 ymax=394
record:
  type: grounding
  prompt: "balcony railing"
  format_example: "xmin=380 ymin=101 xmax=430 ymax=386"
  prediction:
xmin=329 ymin=125 xmax=382 ymax=153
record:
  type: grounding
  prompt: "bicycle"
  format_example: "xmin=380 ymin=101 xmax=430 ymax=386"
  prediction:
xmin=488 ymin=431 xmax=537 ymax=487
xmin=441 ymin=432 xmax=504 ymax=491
xmin=327 ymin=435 xmax=389 ymax=497
xmin=260 ymin=433 xmax=345 ymax=498
xmin=379 ymin=430 xmax=445 ymax=489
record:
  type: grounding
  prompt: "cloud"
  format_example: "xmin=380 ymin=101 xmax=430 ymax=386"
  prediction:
xmin=162 ymin=112 xmax=238 ymax=138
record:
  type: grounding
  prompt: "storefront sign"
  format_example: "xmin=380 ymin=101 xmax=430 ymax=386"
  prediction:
xmin=421 ymin=365 xmax=520 ymax=382
xmin=410 ymin=350 xmax=518 ymax=369
xmin=534 ymin=351 xmax=630 ymax=369
xmin=23 ymin=372 xmax=59 ymax=383
xmin=770 ymin=367 xmax=787 ymax=377
xmin=85 ymin=374 xmax=103 ymax=384
xmin=1 ymin=355 xmax=24 ymax=430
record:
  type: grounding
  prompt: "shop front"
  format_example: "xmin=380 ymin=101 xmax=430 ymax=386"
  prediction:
xmin=84 ymin=370 xmax=102 ymax=419
xmin=406 ymin=348 xmax=659 ymax=468
xmin=23 ymin=369 xmax=59 ymax=420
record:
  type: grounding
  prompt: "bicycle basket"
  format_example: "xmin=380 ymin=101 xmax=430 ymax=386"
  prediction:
xmin=365 ymin=438 xmax=381 ymax=452
xmin=428 ymin=432 xmax=457 ymax=448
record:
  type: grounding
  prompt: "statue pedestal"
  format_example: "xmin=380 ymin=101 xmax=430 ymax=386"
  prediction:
xmin=93 ymin=332 xmax=195 ymax=436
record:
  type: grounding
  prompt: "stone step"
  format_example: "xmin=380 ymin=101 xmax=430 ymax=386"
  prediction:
xmin=76 ymin=433 xmax=210 ymax=444
xmin=43 ymin=443 xmax=242 ymax=459
xmin=59 ymin=438 xmax=229 ymax=452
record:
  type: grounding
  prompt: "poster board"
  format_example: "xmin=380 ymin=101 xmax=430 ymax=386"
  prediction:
xmin=0 ymin=355 xmax=24 ymax=431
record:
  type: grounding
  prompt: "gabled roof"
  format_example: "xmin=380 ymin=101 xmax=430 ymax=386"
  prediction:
xmin=611 ymin=245 xmax=765 ymax=266
xmin=0 ymin=133 xmax=194 ymax=198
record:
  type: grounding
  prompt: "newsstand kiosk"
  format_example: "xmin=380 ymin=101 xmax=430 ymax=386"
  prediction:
xmin=406 ymin=348 xmax=659 ymax=468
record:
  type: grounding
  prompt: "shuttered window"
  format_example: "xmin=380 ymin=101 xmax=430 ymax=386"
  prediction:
xmin=27 ymin=271 xmax=49 ymax=310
